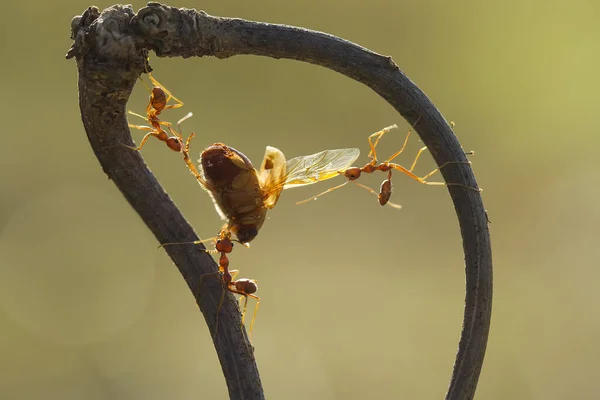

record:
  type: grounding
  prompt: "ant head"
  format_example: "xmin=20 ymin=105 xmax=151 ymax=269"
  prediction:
xmin=344 ymin=167 xmax=361 ymax=180
xmin=235 ymin=225 xmax=258 ymax=244
xmin=166 ymin=137 xmax=182 ymax=152
xmin=215 ymin=237 xmax=234 ymax=253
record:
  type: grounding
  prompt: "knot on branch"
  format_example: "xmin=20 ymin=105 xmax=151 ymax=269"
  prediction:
xmin=134 ymin=2 xmax=216 ymax=58
xmin=67 ymin=5 xmax=140 ymax=64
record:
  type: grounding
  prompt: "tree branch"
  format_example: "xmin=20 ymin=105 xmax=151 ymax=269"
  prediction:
xmin=67 ymin=5 xmax=263 ymax=400
xmin=68 ymin=3 xmax=492 ymax=400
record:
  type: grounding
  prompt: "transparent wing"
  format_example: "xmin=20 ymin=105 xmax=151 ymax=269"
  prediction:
xmin=283 ymin=148 xmax=360 ymax=189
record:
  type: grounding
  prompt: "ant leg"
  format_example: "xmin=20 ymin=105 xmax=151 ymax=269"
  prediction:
xmin=128 ymin=110 xmax=171 ymax=126
xmin=350 ymin=180 xmax=377 ymax=196
xmin=229 ymin=290 xmax=260 ymax=335
xmin=226 ymin=282 xmax=250 ymax=321
xmin=173 ymin=113 xmax=213 ymax=190
xmin=238 ymin=294 xmax=249 ymax=325
xmin=161 ymin=104 xmax=184 ymax=112
xmin=409 ymin=146 xmax=428 ymax=172
xmin=102 ymin=128 xmax=154 ymax=151
xmin=246 ymin=295 xmax=260 ymax=335
xmin=201 ymin=270 xmax=222 ymax=280
xmin=137 ymin=74 xmax=152 ymax=92
xmin=296 ymin=181 xmax=349 ymax=205
xmin=419 ymin=159 xmax=474 ymax=180
xmin=390 ymin=160 xmax=481 ymax=191
xmin=420 ymin=160 xmax=481 ymax=191
xmin=128 ymin=110 xmax=149 ymax=121
xmin=128 ymin=123 xmax=155 ymax=132
xmin=128 ymin=121 xmax=174 ymax=148
xmin=158 ymin=236 xmax=218 ymax=250
xmin=409 ymin=146 xmax=477 ymax=188
xmin=229 ymin=270 xmax=239 ymax=281
xmin=407 ymin=145 xmax=476 ymax=183
xmin=132 ymin=107 xmax=172 ymax=129
xmin=148 ymin=73 xmax=184 ymax=107
xmin=156 ymin=119 xmax=173 ymax=127
xmin=367 ymin=125 xmax=398 ymax=161
xmin=377 ymin=116 xmax=422 ymax=161
xmin=384 ymin=128 xmax=412 ymax=163
xmin=383 ymin=200 xmax=403 ymax=209
xmin=121 ymin=132 xmax=156 ymax=151
xmin=181 ymin=133 xmax=209 ymax=188
xmin=389 ymin=163 xmax=443 ymax=185
xmin=214 ymin=282 xmax=227 ymax=339
xmin=182 ymin=133 xmax=214 ymax=190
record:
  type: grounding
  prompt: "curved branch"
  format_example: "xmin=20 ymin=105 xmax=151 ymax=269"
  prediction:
xmin=68 ymin=3 xmax=492 ymax=400
xmin=67 ymin=5 xmax=263 ymax=400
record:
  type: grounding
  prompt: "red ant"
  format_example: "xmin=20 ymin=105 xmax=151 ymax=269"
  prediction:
xmin=208 ymin=232 xmax=260 ymax=335
xmin=298 ymin=124 xmax=480 ymax=207
xmin=126 ymin=73 xmax=185 ymax=152
xmin=162 ymin=230 xmax=260 ymax=335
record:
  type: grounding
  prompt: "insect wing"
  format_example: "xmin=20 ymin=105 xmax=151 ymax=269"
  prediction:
xmin=283 ymin=148 xmax=360 ymax=189
xmin=258 ymin=146 xmax=287 ymax=208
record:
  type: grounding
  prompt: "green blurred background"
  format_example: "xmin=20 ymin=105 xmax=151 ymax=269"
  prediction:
xmin=1 ymin=0 xmax=598 ymax=398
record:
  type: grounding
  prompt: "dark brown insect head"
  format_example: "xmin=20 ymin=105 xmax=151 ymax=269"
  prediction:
xmin=234 ymin=225 xmax=259 ymax=244
xmin=201 ymin=144 xmax=253 ymax=186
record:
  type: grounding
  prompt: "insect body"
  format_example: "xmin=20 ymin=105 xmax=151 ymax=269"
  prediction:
xmin=176 ymin=118 xmax=360 ymax=244
xmin=145 ymin=73 xmax=184 ymax=118
xmin=127 ymin=74 xmax=185 ymax=152
xmin=204 ymin=233 xmax=260 ymax=335
xmin=298 ymin=124 xmax=480 ymax=207
xmin=161 ymin=227 xmax=261 ymax=334
xmin=199 ymin=143 xmax=271 ymax=243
